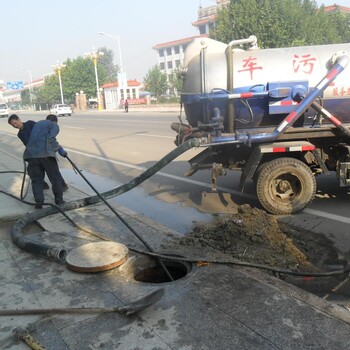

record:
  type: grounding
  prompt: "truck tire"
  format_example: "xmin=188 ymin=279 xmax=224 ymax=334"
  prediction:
xmin=256 ymin=157 xmax=316 ymax=215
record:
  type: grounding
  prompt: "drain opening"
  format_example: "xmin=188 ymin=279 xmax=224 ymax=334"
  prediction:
xmin=134 ymin=260 xmax=190 ymax=283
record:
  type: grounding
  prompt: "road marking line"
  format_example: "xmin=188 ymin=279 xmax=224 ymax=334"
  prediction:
xmin=74 ymin=118 xmax=171 ymax=124
xmin=62 ymin=126 xmax=85 ymax=130
xmin=304 ymin=208 xmax=350 ymax=224
xmin=135 ymin=133 xmax=174 ymax=139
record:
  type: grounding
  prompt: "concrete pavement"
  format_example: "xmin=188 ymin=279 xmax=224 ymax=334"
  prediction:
xmin=1 ymin=145 xmax=350 ymax=349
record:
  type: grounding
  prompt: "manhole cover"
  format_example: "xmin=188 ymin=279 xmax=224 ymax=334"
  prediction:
xmin=66 ymin=241 xmax=128 ymax=272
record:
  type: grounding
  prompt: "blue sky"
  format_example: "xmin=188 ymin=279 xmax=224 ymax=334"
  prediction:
xmin=1 ymin=0 xmax=348 ymax=85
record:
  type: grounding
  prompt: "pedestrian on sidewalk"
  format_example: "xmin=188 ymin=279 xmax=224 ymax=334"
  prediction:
xmin=124 ymin=99 xmax=129 ymax=113
xmin=8 ymin=114 xmax=68 ymax=192
xmin=8 ymin=114 xmax=68 ymax=208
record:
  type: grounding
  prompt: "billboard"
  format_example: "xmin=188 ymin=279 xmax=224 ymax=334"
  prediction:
xmin=6 ymin=81 xmax=24 ymax=90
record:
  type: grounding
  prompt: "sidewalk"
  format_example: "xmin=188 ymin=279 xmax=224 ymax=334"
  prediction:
xmin=1 ymin=149 xmax=350 ymax=349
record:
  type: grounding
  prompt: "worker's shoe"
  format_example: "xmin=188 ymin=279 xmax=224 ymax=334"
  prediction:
xmin=35 ymin=203 xmax=43 ymax=209
xmin=43 ymin=181 xmax=49 ymax=190
xmin=55 ymin=199 xmax=65 ymax=205
xmin=62 ymin=183 xmax=69 ymax=192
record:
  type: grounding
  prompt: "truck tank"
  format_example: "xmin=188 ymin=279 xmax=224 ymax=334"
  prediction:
xmin=174 ymin=37 xmax=350 ymax=215
xmin=181 ymin=37 xmax=350 ymax=132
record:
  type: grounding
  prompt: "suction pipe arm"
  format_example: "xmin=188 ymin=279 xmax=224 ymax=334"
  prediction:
xmin=228 ymin=35 xmax=258 ymax=50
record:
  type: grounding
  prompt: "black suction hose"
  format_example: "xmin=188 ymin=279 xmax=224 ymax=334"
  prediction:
xmin=6 ymin=145 xmax=350 ymax=278
xmin=1 ymin=161 xmax=30 ymax=200
xmin=65 ymin=155 xmax=175 ymax=281
xmin=20 ymin=160 xmax=30 ymax=200
xmin=11 ymin=138 xmax=201 ymax=262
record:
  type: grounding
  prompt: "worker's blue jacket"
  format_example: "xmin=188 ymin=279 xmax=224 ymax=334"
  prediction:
xmin=23 ymin=120 xmax=60 ymax=160
xmin=18 ymin=120 xmax=36 ymax=146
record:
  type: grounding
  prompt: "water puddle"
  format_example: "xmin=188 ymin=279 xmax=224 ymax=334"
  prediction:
xmin=59 ymin=168 xmax=213 ymax=234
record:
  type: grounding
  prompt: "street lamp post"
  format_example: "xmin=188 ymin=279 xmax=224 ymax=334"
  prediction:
xmin=51 ymin=62 xmax=66 ymax=104
xmin=85 ymin=50 xmax=104 ymax=110
xmin=98 ymin=31 xmax=123 ymax=73
xmin=98 ymin=31 xmax=127 ymax=109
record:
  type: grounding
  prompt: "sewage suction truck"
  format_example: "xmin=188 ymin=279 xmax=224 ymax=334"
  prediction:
xmin=171 ymin=36 xmax=350 ymax=215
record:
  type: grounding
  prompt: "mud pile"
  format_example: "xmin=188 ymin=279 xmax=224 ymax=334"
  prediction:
xmin=175 ymin=205 xmax=336 ymax=272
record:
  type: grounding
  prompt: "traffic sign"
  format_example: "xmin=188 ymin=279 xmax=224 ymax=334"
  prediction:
xmin=6 ymin=81 xmax=24 ymax=90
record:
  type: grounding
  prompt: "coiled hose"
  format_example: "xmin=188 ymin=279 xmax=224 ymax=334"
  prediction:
xmin=11 ymin=138 xmax=202 ymax=262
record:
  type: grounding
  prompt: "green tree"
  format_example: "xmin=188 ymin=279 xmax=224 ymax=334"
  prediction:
xmin=320 ymin=7 xmax=350 ymax=44
xmin=99 ymin=46 xmax=119 ymax=82
xmin=34 ymin=46 xmax=111 ymax=108
xmin=34 ymin=84 xmax=53 ymax=109
xmin=41 ymin=55 xmax=107 ymax=105
xmin=62 ymin=56 xmax=106 ymax=102
xmin=212 ymin=0 xmax=350 ymax=48
xmin=20 ymin=89 xmax=31 ymax=107
xmin=143 ymin=65 xmax=168 ymax=98
xmin=168 ymin=66 xmax=184 ymax=96
xmin=39 ymin=74 xmax=62 ymax=106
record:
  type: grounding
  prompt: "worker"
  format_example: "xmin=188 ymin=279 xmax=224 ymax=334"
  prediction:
xmin=8 ymin=114 xmax=36 ymax=146
xmin=9 ymin=114 xmax=68 ymax=208
xmin=27 ymin=117 xmax=68 ymax=208
xmin=8 ymin=114 xmax=68 ymax=192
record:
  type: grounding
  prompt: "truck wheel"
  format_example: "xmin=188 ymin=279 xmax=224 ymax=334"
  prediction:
xmin=256 ymin=157 xmax=316 ymax=215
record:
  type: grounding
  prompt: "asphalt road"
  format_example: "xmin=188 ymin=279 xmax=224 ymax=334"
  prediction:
xmin=1 ymin=110 xmax=350 ymax=256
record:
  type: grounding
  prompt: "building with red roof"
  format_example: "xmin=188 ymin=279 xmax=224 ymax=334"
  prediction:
xmin=101 ymin=79 xmax=143 ymax=110
xmin=192 ymin=0 xmax=229 ymax=35
xmin=152 ymin=0 xmax=229 ymax=93
xmin=322 ymin=4 xmax=350 ymax=14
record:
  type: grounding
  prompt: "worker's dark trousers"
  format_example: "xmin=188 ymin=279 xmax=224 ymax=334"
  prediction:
xmin=27 ymin=157 xmax=63 ymax=205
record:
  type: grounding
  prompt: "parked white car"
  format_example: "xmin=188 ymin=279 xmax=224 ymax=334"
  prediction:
xmin=49 ymin=104 xmax=72 ymax=116
xmin=0 ymin=103 xmax=9 ymax=118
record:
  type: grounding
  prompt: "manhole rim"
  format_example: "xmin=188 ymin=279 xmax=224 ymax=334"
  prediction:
xmin=119 ymin=254 xmax=197 ymax=285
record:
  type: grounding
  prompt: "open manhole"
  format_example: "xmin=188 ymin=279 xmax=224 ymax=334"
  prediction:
xmin=120 ymin=255 xmax=193 ymax=284
xmin=134 ymin=260 xmax=190 ymax=283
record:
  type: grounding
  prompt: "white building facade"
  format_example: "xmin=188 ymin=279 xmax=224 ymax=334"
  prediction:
xmin=152 ymin=36 xmax=203 ymax=76
xmin=152 ymin=0 xmax=229 ymax=77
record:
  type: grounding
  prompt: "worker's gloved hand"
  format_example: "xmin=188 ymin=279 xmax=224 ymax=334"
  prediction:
xmin=58 ymin=147 xmax=68 ymax=158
